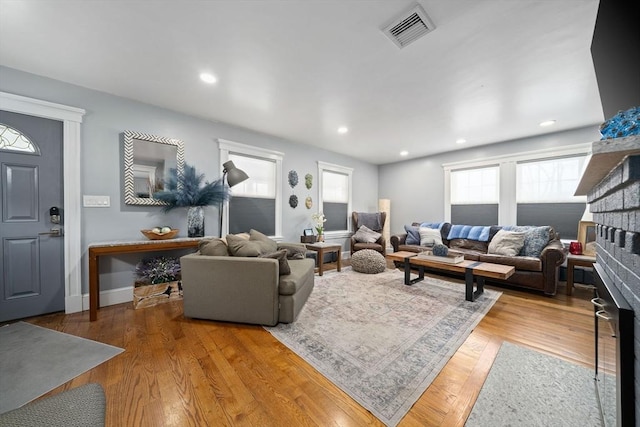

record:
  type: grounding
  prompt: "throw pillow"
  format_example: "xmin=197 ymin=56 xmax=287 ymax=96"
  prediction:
xmin=354 ymin=225 xmax=381 ymax=243
xmin=404 ymin=224 xmax=420 ymax=245
xmin=520 ymin=226 xmax=551 ymax=257
xmin=487 ymin=229 xmax=526 ymax=256
xmin=419 ymin=227 xmax=443 ymax=247
xmin=259 ymin=250 xmax=291 ymax=275
xmin=225 ymin=234 xmax=262 ymax=257
xmin=249 ymin=229 xmax=278 ymax=253
xmin=277 ymin=243 xmax=307 ymax=260
xmin=198 ymin=238 xmax=229 ymax=256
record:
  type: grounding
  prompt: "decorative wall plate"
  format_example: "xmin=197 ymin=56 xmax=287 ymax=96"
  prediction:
xmin=305 ymin=173 xmax=313 ymax=189
xmin=289 ymin=194 xmax=298 ymax=208
xmin=288 ymin=170 xmax=299 ymax=188
xmin=305 ymin=196 xmax=312 ymax=209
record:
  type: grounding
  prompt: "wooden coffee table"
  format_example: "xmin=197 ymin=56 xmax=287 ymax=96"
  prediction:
xmin=387 ymin=251 xmax=515 ymax=301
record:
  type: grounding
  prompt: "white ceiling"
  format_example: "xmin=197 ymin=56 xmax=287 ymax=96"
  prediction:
xmin=0 ymin=0 xmax=603 ymax=164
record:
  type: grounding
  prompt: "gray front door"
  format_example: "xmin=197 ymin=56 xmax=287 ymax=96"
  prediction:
xmin=0 ymin=110 xmax=64 ymax=322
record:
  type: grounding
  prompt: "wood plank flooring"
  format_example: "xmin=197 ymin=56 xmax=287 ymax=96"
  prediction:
xmin=21 ymin=264 xmax=594 ymax=426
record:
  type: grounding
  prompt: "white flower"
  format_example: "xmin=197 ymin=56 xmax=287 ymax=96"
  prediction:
xmin=311 ymin=212 xmax=326 ymax=233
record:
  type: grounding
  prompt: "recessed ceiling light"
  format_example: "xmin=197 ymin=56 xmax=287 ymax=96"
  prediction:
xmin=199 ymin=73 xmax=217 ymax=84
xmin=456 ymin=138 xmax=467 ymax=144
xmin=400 ymin=150 xmax=409 ymax=156
xmin=337 ymin=126 xmax=349 ymax=134
xmin=539 ymin=120 xmax=556 ymax=127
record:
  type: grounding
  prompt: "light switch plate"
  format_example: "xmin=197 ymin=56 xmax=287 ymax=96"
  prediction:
xmin=83 ymin=195 xmax=111 ymax=207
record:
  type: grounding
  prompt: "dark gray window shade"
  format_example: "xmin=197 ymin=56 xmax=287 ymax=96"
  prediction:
xmin=229 ymin=197 xmax=275 ymax=235
xmin=451 ymin=204 xmax=498 ymax=226
xmin=323 ymin=202 xmax=348 ymax=231
xmin=517 ymin=202 xmax=585 ymax=240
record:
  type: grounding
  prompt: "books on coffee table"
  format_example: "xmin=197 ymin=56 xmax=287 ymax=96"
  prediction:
xmin=415 ymin=252 xmax=465 ymax=264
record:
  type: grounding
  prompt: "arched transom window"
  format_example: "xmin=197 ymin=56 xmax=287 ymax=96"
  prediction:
xmin=0 ymin=124 xmax=40 ymax=154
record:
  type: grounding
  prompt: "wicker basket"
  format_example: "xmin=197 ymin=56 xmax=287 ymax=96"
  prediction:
xmin=140 ymin=229 xmax=179 ymax=240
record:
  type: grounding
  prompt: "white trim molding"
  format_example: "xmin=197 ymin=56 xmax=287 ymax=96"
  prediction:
xmin=0 ymin=91 xmax=85 ymax=314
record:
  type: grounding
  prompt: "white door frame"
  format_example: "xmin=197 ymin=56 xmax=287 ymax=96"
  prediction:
xmin=0 ymin=91 xmax=85 ymax=314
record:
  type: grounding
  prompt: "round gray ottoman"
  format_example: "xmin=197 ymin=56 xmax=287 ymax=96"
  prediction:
xmin=351 ymin=249 xmax=386 ymax=274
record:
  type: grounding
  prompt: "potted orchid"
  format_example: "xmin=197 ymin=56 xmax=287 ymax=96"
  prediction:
xmin=311 ymin=212 xmax=327 ymax=241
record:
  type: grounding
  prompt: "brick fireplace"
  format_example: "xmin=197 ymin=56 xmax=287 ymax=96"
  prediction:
xmin=576 ymin=135 xmax=639 ymax=425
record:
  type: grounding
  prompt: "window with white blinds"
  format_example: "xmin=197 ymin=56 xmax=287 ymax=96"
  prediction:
xmin=219 ymin=139 xmax=283 ymax=237
xmin=228 ymin=154 xmax=276 ymax=198
xmin=516 ymin=155 xmax=587 ymax=203
xmin=450 ymin=166 xmax=499 ymax=204
xmin=318 ymin=162 xmax=353 ymax=233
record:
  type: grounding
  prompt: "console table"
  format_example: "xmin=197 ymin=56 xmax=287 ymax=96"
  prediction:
xmin=88 ymin=237 xmax=203 ymax=321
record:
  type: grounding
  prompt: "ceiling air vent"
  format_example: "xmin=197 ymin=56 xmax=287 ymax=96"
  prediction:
xmin=382 ymin=4 xmax=435 ymax=49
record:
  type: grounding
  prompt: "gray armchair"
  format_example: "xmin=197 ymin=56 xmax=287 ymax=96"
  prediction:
xmin=180 ymin=252 xmax=315 ymax=326
xmin=350 ymin=211 xmax=387 ymax=255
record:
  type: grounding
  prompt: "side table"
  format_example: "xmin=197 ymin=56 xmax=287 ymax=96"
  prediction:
xmin=305 ymin=242 xmax=342 ymax=276
xmin=566 ymin=253 xmax=596 ymax=296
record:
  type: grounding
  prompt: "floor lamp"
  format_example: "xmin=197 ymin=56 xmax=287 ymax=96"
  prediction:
xmin=219 ymin=160 xmax=249 ymax=237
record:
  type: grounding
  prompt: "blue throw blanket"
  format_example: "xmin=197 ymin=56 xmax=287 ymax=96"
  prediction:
xmin=357 ymin=212 xmax=382 ymax=231
xmin=447 ymin=225 xmax=492 ymax=242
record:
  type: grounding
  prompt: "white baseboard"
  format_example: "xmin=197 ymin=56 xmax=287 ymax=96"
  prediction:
xmin=81 ymin=286 xmax=134 ymax=311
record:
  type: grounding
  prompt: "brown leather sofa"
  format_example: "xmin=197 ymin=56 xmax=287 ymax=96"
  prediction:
xmin=390 ymin=222 xmax=566 ymax=295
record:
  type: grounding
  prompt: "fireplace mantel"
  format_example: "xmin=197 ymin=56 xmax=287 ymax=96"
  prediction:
xmin=575 ymin=135 xmax=640 ymax=196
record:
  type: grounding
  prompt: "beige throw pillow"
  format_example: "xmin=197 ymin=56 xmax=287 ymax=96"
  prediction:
xmin=353 ymin=225 xmax=381 ymax=243
xmin=488 ymin=229 xmax=526 ymax=256
xmin=198 ymin=238 xmax=229 ymax=256
xmin=225 ymin=234 xmax=263 ymax=257
xmin=249 ymin=229 xmax=278 ymax=253
xmin=419 ymin=227 xmax=443 ymax=247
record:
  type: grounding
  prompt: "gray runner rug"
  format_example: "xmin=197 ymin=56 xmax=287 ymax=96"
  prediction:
xmin=466 ymin=341 xmax=602 ymax=426
xmin=0 ymin=321 xmax=123 ymax=413
xmin=265 ymin=267 xmax=501 ymax=426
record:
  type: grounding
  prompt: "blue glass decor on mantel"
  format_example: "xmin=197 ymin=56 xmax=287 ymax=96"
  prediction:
xmin=599 ymin=106 xmax=640 ymax=139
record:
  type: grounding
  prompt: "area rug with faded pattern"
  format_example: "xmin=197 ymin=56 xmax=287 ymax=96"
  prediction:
xmin=265 ymin=267 xmax=501 ymax=426
xmin=0 ymin=321 xmax=123 ymax=414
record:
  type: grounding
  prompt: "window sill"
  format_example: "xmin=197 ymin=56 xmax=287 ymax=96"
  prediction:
xmin=323 ymin=231 xmax=352 ymax=240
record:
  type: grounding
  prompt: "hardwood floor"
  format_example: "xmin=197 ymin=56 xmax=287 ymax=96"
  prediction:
xmin=22 ymin=265 xmax=594 ymax=426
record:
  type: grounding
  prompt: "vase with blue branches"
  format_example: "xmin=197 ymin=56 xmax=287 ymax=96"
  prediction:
xmin=153 ymin=163 xmax=229 ymax=237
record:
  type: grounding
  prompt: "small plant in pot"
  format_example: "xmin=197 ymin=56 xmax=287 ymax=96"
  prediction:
xmin=153 ymin=163 xmax=229 ymax=237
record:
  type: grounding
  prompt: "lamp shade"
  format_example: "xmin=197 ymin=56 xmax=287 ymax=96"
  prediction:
xmin=222 ymin=160 xmax=249 ymax=187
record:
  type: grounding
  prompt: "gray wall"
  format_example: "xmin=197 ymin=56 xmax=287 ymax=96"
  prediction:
xmin=378 ymin=125 xmax=601 ymax=236
xmin=0 ymin=66 xmax=379 ymax=293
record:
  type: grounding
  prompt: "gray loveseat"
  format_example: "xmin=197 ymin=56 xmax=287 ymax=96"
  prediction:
xmin=180 ymin=230 xmax=315 ymax=326
xmin=391 ymin=222 xmax=566 ymax=295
